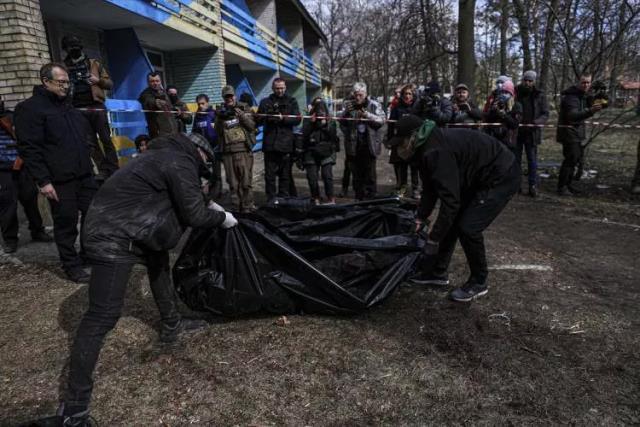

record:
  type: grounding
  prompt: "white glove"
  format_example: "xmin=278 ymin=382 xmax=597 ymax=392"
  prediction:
xmin=208 ymin=201 xmax=225 ymax=212
xmin=221 ymin=211 xmax=238 ymax=229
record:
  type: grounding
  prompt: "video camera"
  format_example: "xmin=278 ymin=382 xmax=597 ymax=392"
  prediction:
xmin=417 ymin=86 xmax=441 ymax=108
xmin=591 ymin=81 xmax=609 ymax=109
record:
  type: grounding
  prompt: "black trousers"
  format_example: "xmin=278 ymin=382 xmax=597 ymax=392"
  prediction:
xmin=341 ymin=155 xmax=355 ymax=194
xmin=393 ymin=161 xmax=419 ymax=191
xmin=558 ymin=140 xmax=584 ymax=189
xmin=264 ymin=151 xmax=291 ymax=200
xmin=210 ymin=158 xmax=223 ymax=201
xmin=353 ymin=147 xmax=377 ymax=200
xmin=306 ymin=162 xmax=334 ymax=199
xmin=81 ymin=105 xmax=119 ymax=179
xmin=65 ymin=252 xmax=181 ymax=413
xmin=426 ymin=162 xmax=520 ymax=284
xmin=0 ymin=169 xmax=44 ymax=243
xmin=48 ymin=176 xmax=97 ymax=270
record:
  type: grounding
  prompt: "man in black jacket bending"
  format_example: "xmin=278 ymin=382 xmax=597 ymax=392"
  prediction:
xmin=257 ymin=78 xmax=301 ymax=202
xmin=391 ymin=116 xmax=520 ymax=302
xmin=58 ymin=133 xmax=238 ymax=425
xmin=15 ymin=63 xmax=97 ymax=283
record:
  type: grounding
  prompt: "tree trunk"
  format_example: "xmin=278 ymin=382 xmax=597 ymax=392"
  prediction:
xmin=457 ymin=0 xmax=476 ymax=94
xmin=513 ymin=0 xmax=533 ymax=71
xmin=499 ymin=0 xmax=509 ymax=75
xmin=538 ymin=0 xmax=558 ymax=92
xmin=633 ymin=138 xmax=640 ymax=191
xmin=419 ymin=0 xmax=438 ymax=80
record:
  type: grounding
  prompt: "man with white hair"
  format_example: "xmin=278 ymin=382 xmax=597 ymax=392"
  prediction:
xmin=340 ymin=82 xmax=385 ymax=200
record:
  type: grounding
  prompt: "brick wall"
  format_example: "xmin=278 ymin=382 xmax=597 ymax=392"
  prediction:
xmin=0 ymin=0 xmax=51 ymax=108
xmin=245 ymin=0 xmax=277 ymax=34
xmin=167 ymin=47 xmax=227 ymax=105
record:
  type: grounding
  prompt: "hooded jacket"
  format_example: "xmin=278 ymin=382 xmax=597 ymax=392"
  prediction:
xmin=257 ymin=93 xmax=301 ymax=153
xmin=82 ymin=133 xmax=226 ymax=263
xmin=556 ymin=85 xmax=594 ymax=144
xmin=416 ymin=128 xmax=515 ymax=242
xmin=14 ymin=86 xmax=94 ymax=186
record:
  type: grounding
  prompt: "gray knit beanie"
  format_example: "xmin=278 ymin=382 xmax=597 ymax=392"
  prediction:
xmin=523 ymin=70 xmax=537 ymax=82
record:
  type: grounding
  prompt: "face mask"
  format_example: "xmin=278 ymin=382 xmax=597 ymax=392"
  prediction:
xmin=69 ymin=47 xmax=83 ymax=60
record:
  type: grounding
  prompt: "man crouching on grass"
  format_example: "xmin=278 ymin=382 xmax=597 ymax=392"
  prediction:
xmin=390 ymin=115 xmax=520 ymax=302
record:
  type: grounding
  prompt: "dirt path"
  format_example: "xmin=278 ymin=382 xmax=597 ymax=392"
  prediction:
xmin=1 ymin=172 xmax=639 ymax=424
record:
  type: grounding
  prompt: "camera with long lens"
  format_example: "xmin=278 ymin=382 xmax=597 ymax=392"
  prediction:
xmin=591 ymin=81 xmax=609 ymax=109
xmin=217 ymin=106 xmax=236 ymax=120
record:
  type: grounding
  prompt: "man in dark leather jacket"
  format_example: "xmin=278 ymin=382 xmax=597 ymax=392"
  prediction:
xmin=256 ymin=78 xmax=301 ymax=202
xmin=556 ymin=74 xmax=603 ymax=195
xmin=58 ymin=133 xmax=238 ymax=425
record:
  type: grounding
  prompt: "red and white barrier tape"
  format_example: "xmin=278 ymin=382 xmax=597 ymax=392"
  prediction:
xmin=76 ymin=107 xmax=640 ymax=129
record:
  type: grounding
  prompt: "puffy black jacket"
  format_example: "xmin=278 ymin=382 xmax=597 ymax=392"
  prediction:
xmin=257 ymin=94 xmax=301 ymax=153
xmin=82 ymin=134 xmax=226 ymax=263
xmin=14 ymin=86 xmax=93 ymax=186
xmin=515 ymin=85 xmax=549 ymax=145
xmin=416 ymin=128 xmax=515 ymax=242
xmin=556 ymin=85 xmax=594 ymax=144
xmin=412 ymin=96 xmax=453 ymax=126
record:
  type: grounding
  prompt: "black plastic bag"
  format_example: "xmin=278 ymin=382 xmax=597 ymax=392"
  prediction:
xmin=173 ymin=198 xmax=423 ymax=316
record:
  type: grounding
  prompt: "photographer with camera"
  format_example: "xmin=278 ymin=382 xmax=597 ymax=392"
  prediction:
xmin=412 ymin=80 xmax=453 ymax=126
xmin=556 ymin=74 xmax=604 ymax=196
xmin=340 ymin=82 xmax=385 ymax=200
xmin=450 ymin=83 xmax=483 ymax=126
xmin=166 ymin=85 xmax=193 ymax=134
xmin=387 ymin=84 xmax=421 ymax=198
xmin=62 ymin=35 xmax=119 ymax=182
xmin=482 ymin=77 xmax=522 ymax=151
xmin=302 ymin=97 xmax=340 ymax=205
xmin=256 ymin=78 xmax=301 ymax=202
xmin=515 ymin=71 xmax=549 ymax=197
xmin=138 ymin=71 xmax=180 ymax=139
xmin=216 ymin=85 xmax=256 ymax=212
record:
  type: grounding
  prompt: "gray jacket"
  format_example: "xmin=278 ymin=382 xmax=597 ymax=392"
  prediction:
xmin=340 ymin=98 xmax=386 ymax=157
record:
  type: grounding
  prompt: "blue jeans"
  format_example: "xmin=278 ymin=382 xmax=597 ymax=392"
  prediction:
xmin=515 ymin=134 xmax=538 ymax=186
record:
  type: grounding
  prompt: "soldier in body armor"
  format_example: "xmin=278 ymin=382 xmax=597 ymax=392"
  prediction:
xmin=62 ymin=35 xmax=119 ymax=183
xmin=215 ymin=85 xmax=257 ymax=213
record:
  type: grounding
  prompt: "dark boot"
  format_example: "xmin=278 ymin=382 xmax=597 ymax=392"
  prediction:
xmin=159 ymin=318 xmax=208 ymax=343
xmin=528 ymin=185 xmax=537 ymax=198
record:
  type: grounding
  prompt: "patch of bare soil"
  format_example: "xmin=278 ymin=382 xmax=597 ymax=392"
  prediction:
xmin=1 ymin=188 xmax=639 ymax=425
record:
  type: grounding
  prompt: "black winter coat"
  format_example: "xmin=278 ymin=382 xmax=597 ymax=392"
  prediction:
xmin=14 ymin=86 xmax=94 ymax=186
xmin=257 ymin=94 xmax=301 ymax=153
xmin=416 ymin=128 xmax=515 ymax=242
xmin=412 ymin=96 xmax=453 ymax=126
xmin=515 ymin=85 xmax=549 ymax=145
xmin=556 ymin=85 xmax=594 ymax=144
xmin=483 ymin=98 xmax=522 ymax=148
xmin=82 ymin=134 xmax=226 ymax=263
xmin=387 ymin=100 xmax=415 ymax=164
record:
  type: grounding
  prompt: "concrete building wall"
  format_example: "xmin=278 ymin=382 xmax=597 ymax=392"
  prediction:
xmin=0 ymin=0 xmax=51 ymax=108
xmin=275 ymin=0 xmax=303 ymax=48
